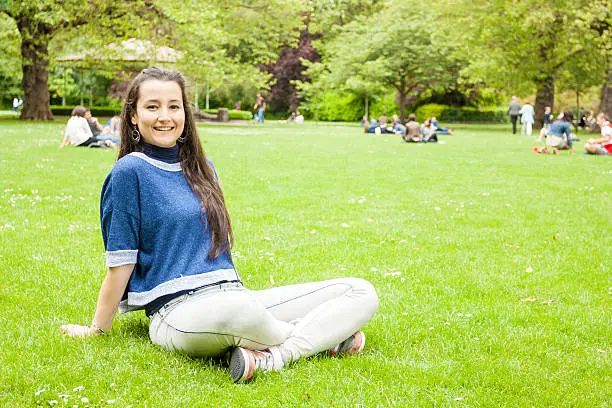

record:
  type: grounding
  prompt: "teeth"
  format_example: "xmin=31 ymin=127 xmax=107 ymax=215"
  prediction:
xmin=155 ymin=127 xmax=172 ymax=131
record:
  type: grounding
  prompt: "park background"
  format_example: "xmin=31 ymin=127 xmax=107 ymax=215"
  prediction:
xmin=1 ymin=1 xmax=611 ymax=407
xmin=0 ymin=0 xmax=611 ymax=122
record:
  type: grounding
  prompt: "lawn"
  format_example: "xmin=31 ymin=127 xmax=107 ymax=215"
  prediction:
xmin=0 ymin=118 xmax=610 ymax=407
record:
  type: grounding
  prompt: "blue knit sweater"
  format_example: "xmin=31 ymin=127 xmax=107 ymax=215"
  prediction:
xmin=100 ymin=143 xmax=240 ymax=314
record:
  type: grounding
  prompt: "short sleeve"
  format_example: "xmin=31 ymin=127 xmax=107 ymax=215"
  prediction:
xmin=100 ymin=161 xmax=141 ymax=267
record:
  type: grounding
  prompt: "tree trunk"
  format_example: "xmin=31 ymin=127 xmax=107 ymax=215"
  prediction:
xmin=599 ymin=65 xmax=612 ymax=116
xmin=17 ymin=18 xmax=54 ymax=121
xmin=364 ymin=94 xmax=369 ymax=119
xmin=398 ymin=90 xmax=407 ymax=123
xmin=534 ymin=75 xmax=554 ymax=129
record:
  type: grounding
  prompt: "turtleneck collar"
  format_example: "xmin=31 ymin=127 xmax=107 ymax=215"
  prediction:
xmin=143 ymin=143 xmax=179 ymax=164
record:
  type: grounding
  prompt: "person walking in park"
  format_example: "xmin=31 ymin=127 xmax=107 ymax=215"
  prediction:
xmin=584 ymin=112 xmax=612 ymax=155
xmin=59 ymin=67 xmax=379 ymax=383
xmin=508 ymin=96 xmax=521 ymax=134
xmin=254 ymin=93 xmax=266 ymax=123
xmin=519 ymin=100 xmax=535 ymax=136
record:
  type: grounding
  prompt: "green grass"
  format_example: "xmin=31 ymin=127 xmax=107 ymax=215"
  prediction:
xmin=0 ymin=119 xmax=610 ymax=407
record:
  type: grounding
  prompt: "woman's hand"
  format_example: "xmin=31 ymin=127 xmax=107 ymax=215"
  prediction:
xmin=60 ymin=324 xmax=101 ymax=337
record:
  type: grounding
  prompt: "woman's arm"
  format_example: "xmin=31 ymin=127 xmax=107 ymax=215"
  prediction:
xmin=60 ymin=264 xmax=134 ymax=337
xmin=60 ymin=128 xmax=70 ymax=148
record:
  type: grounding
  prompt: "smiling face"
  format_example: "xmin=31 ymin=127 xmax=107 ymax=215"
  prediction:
xmin=131 ymin=79 xmax=185 ymax=148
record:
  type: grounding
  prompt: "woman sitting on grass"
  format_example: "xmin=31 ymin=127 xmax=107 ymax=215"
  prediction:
xmin=584 ymin=113 xmax=611 ymax=156
xmin=431 ymin=117 xmax=453 ymax=135
xmin=403 ymin=114 xmax=421 ymax=142
xmin=420 ymin=118 xmax=438 ymax=143
xmin=60 ymin=106 xmax=107 ymax=148
xmin=533 ymin=111 xmax=574 ymax=155
xmin=60 ymin=67 xmax=379 ymax=384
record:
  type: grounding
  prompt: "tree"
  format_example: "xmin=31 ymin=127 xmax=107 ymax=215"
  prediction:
xmin=156 ymin=0 xmax=304 ymax=111
xmin=1 ymin=1 xmax=158 ymax=120
xmin=262 ymin=13 xmax=320 ymax=113
xmin=586 ymin=1 xmax=612 ymax=115
xmin=312 ymin=4 xmax=459 ymax=121
xmin=0 ymin=14 xmax=21 ymax=105
xmin=456 ymin=0 xmax=610 ymax=127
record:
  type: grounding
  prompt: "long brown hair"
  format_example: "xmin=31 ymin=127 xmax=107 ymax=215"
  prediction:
xmin=118 ymin=67 xmax=233 ymax=259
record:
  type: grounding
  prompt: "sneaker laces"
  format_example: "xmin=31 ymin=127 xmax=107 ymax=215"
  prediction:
xmin=254 ymin=347 xmax=284 ymax=372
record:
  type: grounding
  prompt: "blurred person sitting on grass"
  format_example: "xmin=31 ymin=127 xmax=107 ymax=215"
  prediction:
xmin=431 ymin=116 xmax=453 ymax=135
xmin=60 ymin=106 xmax=113 ymax=148
xmin=584 ymin=113 xmax=612 ymax=156
xmin=391 ymin=115 xmax=406 ymax=138
xmin=420 ymin=118 xmax=438 ymax=143
xmin=403 ymin=114 xmax=421 ymax=142
xmin=86 ymin=109 xmax=120 ymax=145
xmin=533 ymin=111 xmax=574 ymax=155
xmin=60 ymin=67 xmax=379 ymax=384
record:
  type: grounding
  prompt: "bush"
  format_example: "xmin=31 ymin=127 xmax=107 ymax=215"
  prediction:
xmin=415 ymin=103 xmax=508 ymax=123
xmin=414 ymin=103 xmax=446 ymax=122
xmin=51 ymin=106 xmax=253 ymax=121
xmin=201 ymin=108 xmax=253 ymax=121
xmin=51 ymin=105 xmax=120 ymax=117
xmin=301 ymin=92 xmax=363 ymax=122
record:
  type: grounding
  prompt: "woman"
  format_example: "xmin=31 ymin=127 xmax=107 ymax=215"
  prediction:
xmin=519 ymin=101 xmax=535 ymax=136
xmin=253 ymin=93 xmax=266 ymax=123
xmin=391 ymin=115 xmax=406 ymax=137
xmin=60 ymin=68 xmax=378 ymax=383
xmin=431 ymin=117 xmax=453 ymax=135
xmin=584 ymin=113 xmax=612 ymax=155
xmin=544 ymin=111 xmax=574 ymax=155
xmin=60 ymin=106 xmax=102 ymax=148
xmin=403 ymin=114 xmax=421 ymax=142
xmin=420 ymin=118 xmax=438 ymax=143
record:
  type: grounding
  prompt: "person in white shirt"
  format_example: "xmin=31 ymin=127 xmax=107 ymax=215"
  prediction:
xmin=584 ymin=113 xmax=612 ymax=155
xmin=519 ymin=101 xmax=535 ymax=136
xmin=60 ymin=106 xmax=100 ymax=147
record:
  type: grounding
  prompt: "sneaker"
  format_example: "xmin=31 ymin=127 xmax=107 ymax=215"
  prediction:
xmin=229 ymin=347 xmax=284 ymax=383
xmin=329 ymin=331 xmax=366 ymax=357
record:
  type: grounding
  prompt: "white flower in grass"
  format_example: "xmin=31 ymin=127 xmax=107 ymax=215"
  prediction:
xmin=72 ymin=386 xmax=84 ymax=392
xmin=81 ymin=397 xmax=89 ymax=403
xmin=525 ymin=266 xmax=533 ymax=273
xmin=48 ymin=401 xmax=58 ymax=406
xmin=107 ymin=400 xmax=116 ymax=405
xmin=35 ymin=389 xmax=46 ymax=397
xmin=341 ymin=223 xmax=350 ymax=228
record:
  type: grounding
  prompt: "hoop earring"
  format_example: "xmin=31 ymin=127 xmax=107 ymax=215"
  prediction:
xmin=177 ymin=134 xmax=186 ymax=143
xmin=131 ymin=128 xmax=141 ymax=143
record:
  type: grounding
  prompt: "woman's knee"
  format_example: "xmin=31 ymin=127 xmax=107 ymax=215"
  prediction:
xmin=342 ymin=277 xmax=379 ymax=314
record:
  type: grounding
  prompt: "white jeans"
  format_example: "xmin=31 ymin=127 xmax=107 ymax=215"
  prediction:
xmin=149 ymin=278 xmax=379 ymax=363
xmin=521 ymin=121 xmax=533 ymax=136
